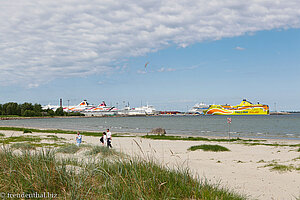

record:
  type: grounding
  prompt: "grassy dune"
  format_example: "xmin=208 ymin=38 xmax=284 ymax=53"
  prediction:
xmin=0 ymin=147 xmax=245 ymax=199
xmin=189 ymin=144 xmax=230 ymax=152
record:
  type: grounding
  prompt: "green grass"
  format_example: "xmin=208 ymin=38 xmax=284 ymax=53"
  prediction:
xmin=143 ymin=134 xmax=265 ymax=143
xmin=0 ymin=133 xmax=4 ymax=137
xmin=0 ymin=115 xmax=22 ymax=118
xmin=188 ymin=144 xmax=230 ymax=152
xmin=0 ymin=126 xmax=103 ymax=137
xmin=44 ymin=135 xmax=66 ymax=141
xmin=56 ymin=144 xmax=80 ymax=154
xmin=0 ymin=136 xmax=42 ymax=144
xmin=264 ymin=163 xmax=296 ymax=172
xmin=298 ymin=147 xmax=300 ymax=152
xmin=10 ymin=143 xmax=36 ymax=150
xmin=0 ymin=148 xmax=245 ymax=199
xmin=85 ymin=145 xmax=118 ymax=157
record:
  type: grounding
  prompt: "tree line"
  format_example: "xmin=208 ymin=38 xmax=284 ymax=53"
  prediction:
xmin=0 ymin=102 xmax=83 ymax=117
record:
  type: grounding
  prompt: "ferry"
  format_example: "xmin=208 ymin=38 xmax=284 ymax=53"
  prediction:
xmin=203 ymin=99 xmax=269 ymax=115
xmin=189 ymin=102 xmax=209 ymax=114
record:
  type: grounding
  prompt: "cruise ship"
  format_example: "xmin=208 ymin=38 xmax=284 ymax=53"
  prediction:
xmin=203 ymin=99 xmax=269 ymax=115
xmin=189 ymin=103 xmax=209 ymax=114
xmin=117 ymin=105 xmax=157 ymax=116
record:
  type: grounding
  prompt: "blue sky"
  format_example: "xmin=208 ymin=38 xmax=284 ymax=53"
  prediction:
xmin=1 ymin=1 xmax=300 ymax=111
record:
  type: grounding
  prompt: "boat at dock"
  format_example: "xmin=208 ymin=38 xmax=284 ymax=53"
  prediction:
xmin=203 ymin=99 xmax=269 ymax=115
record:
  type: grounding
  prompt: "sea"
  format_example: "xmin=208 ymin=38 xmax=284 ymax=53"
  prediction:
xmin=1 ymin=114 xmax=300 ymax=139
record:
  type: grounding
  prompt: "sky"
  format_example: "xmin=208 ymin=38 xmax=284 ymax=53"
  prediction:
xmin=0 ymin=0 xmax=300 ymax=111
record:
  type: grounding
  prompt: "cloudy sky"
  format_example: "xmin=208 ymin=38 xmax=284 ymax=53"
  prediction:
xmin=1 ymin=0 xmax=300 ymax=111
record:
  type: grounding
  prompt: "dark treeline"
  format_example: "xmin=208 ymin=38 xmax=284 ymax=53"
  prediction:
xmin=0 ymin=102 xmax=83 ymax=117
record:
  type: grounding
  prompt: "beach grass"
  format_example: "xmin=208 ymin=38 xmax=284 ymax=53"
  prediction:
xmin=85 ymin=145 xmax=118 ymax=157
xmin=0 ymin=147 xmax=245 ymax=199
xmin=0 ymin=126 xmax=102 ymax=137
xmin=264 ymin=163 xmax=295 ymax=172
xmin=56 ymin=144 xmax=80 ymax=154
xmin=0 ymin=133 xmax=4 ymax=137
xmin=0 ymin=135 xmax=42 ymax=144
xmin=188 ymin=144 xmax=230 ymax=152
xmin=143 ymin=134 xmax=265 ymax=143
xmin=10 ymin=142 xmax=36 ymax=150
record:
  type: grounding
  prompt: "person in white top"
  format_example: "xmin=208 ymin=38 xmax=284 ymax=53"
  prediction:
xmin=106 ymin=129 xmax=112 ymax=148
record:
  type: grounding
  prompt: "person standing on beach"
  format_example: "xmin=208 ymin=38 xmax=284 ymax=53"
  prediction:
xmin=100 ymin=132 xmax=107 ymax=146
xmin=76 ymin=132 xmax=82 ymax=147
xmin=106 ymin=129 xmax=112 ymax=148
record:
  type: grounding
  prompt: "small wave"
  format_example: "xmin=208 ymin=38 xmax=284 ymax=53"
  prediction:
xmin=286 ymin=134 xmax=294 ymax=136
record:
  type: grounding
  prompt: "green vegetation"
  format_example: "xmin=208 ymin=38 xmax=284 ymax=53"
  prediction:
xmin=85 ymin=145 xmax=118 ymax=157
xmin=0 ymin=102 xmax=84 ymax=117
xmin=298 ymin=147 xmax=300 ymax=152
xmin=0 ymin=136 xmax=42 ymax=144
xmin=23 ymin=129 xmax=32 ymax=133
xmin=188 ymin=144 xmax=230 ymax=152
xmin=0 ymin=133 xmax=4 ymax=137
xmin=264 ymin=163 xmax=299 ymax=172
xmin=10 ymin=143 xmax=36 ymax=150
xmin=143 ymin=134 xmax=265 ymax=143
xmin=241 ymin=142 xmax=300 ymax=148
xmin=0 ymin=127 xmax=103 ymax=137
xmin=0 ymin=148 xmax=245 ymax=199
xmin=56 ymin=144 xmax=80 ymax=154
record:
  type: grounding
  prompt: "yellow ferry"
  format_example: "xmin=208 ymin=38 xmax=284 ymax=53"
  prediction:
xmin=203 ymin=99 xmax=269 ymax=115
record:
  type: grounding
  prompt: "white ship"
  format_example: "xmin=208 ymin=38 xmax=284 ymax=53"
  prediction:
xmin=118 ymin=104 xmax=157 ymax=116
xmin=189 ymin=102 xmax=209 ymax=114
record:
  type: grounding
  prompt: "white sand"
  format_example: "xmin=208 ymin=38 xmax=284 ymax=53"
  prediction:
xmin=1 ymin=130 xmax=299 ymax=200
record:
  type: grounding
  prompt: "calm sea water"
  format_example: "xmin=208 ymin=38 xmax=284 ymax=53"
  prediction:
xmin=1 ymin=114 xmax=300 ymax=139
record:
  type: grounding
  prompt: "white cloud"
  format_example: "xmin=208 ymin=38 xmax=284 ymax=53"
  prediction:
xmin=235 ymin=46 xmax=245 ymax=50
xmin=1 ymin=0 xmax=300 ymax=87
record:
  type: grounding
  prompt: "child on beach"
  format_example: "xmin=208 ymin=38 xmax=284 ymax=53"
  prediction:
xmin=100 ymin=132 xmax=107 ymax=146
xmin=76 ymin=132 xmax=82 ymax=147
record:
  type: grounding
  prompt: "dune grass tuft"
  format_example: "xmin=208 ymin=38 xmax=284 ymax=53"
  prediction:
xmin=10 ymin=143 xmax=36 ymax=150
xmin=56 ymin=144 xmax=80 ymax=154
xmin=85 ymin=145 xmax=118 ymax=157
xmin=0 ymin=147 xmax=245 ymax=199
xmin=0 ymin=133 xmax=4 ymax=137
xmin=188 ymin=144 xmax=230 ymax=152
xmin=264 ymin=163 xmax=299 ymax=172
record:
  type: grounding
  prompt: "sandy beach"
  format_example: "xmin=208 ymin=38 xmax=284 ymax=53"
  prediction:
xmin=1 ymin=130 xmax=299 ymax=200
